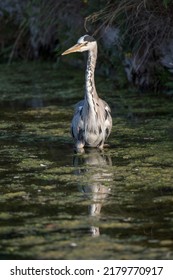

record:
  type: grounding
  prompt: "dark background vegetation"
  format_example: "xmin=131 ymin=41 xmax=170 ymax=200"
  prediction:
xmin=0 ymin=0 xmax=173 ymax=92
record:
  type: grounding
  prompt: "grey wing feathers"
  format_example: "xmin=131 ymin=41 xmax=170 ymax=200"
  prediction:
xmin=71 ymin=98 xmax=112 ymax=149
xmin=74 ymin=100 xmax=84 ymax=114
xmin=103 ymin=102 xmax=112 ymax=140
xmin=71 ymin=100 xmax=84 ymax=142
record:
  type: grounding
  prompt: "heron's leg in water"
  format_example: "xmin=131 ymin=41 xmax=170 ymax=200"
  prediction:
xmin=74 ymin=141 xmax=85 ymax=153
xmin=74 ymin=140 xmax=85 ymax=153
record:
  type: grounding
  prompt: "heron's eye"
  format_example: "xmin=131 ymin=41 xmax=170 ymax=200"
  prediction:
xmin=79 ymin=43 xmax=87 ymax=46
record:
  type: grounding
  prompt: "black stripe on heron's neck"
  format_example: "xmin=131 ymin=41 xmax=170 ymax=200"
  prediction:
xmin=85 ymin=52 xmax=97 ymax=100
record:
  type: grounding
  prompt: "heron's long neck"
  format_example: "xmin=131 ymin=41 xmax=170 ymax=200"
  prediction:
xmin=85 ymin=46 xmax=98 ymax=106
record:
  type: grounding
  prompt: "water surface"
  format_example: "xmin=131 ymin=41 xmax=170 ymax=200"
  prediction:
xmin=0 ymin=62 xmax=173 ymax=259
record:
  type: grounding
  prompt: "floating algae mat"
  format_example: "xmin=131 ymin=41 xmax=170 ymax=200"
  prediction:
xmin=0 ymin=62 xmax=173 ymax=259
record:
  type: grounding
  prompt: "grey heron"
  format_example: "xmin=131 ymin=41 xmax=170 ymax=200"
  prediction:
xmin=62 ymin=35 xmax=112 ymax=152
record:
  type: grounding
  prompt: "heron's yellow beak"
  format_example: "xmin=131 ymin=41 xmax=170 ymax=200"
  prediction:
xmin=61 ymin=43 xmax=83 ymax=55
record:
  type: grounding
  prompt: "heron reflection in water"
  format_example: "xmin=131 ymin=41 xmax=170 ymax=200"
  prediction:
xmin=73 ymin=149 xmax=112 ymax=236
xmin=62 ymin=35 xmax=112 ymax=152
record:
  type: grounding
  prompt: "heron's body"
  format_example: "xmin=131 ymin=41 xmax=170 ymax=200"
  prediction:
xmin=62 ymin=35 xmax=112 ymax=151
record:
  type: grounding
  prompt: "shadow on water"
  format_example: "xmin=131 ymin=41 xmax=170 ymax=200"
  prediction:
xmin=0 ymin=62 xmax=173 ymax=259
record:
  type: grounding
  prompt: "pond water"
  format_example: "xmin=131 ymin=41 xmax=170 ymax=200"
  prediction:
xmin=0 ymin=62 xmax=173 ymax=260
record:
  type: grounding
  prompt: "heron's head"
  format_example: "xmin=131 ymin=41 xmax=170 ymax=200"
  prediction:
xmin=62 ymin=35 xmax=96 ymax=56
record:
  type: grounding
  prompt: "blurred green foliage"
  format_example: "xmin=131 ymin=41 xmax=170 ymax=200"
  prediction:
xmin=0 ymin=0 xmax=173 ymax=92
xmin=162 ymin=0 xmax=171 ymax=8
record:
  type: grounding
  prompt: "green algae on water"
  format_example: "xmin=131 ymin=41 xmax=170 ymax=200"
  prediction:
xmin=0 ymin=62 xmax=173 ymax=260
